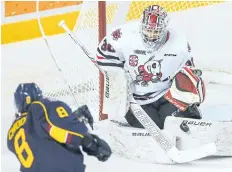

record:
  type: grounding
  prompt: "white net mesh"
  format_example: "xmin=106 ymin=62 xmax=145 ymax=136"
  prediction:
xmin=57 ymin=1 xmax=230 ymax=119
xmin=39 ymin=2 xmax=128 ymax=121
xmin=41 ymin=37 xmax=101 ymax=120
xmin=3 ymin=1 xmax=231 ymax=130
xmin=73 ymin=2 xmax=120 ymax=55
xmin=67 ymin=2 xmax=128 ymax=120
xmin=7 ymin=1 xmax=227 ymax=121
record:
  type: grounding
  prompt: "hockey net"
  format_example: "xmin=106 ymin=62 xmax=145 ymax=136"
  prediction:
xmin=42 ymin=1 xmax=229 ymax=122
xmin=41 ymin=2 xmax=129 ymax=122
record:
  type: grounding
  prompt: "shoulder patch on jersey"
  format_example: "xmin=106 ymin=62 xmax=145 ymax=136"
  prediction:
xmin=111 ymin=29 xmax=122 ymax=41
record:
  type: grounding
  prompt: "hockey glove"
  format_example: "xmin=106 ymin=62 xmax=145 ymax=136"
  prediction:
xmin=73 ymin=105 xmax=94 ymax=129
xmin=164 ymin=66 xmax=205 ymax=111
xmin=82 ymin=133 xmax=112 ymax=162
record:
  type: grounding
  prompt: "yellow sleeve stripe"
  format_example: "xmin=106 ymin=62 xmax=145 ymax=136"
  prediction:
xmin=32 ymin=101 xmax=84 ymax=143
xmin=49 ymin=126 xmax=69 ymax=143
xmin=22 ymin=112 xmax=27 ymax=116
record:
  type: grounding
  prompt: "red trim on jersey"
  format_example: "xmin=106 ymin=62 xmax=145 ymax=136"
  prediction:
xmin=96 ymin=55 xmax=105 ymax=60
xmin=66 ymin=133 xmax=72 ymax=144
xmin=47 ymin=124 xmax=52 ymax=132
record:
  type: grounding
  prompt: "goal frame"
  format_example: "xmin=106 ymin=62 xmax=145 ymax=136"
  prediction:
xmin=98 ymin=1 xmax=108 ymax=120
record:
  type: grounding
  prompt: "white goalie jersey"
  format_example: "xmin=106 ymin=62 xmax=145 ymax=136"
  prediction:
xmin=96 ymin=21 xmax=195 ymax=105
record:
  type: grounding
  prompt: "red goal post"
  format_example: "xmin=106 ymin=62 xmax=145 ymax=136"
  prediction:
xmin=71 ymin=1 xmax=129 ymax=121
xmin=98 ymin=1 xmax=107 ymax=120
xmin=98 ymin=1 xmax=106 ymax=44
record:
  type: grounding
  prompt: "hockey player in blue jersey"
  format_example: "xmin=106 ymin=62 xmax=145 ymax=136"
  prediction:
xmin=7 ymin=83 xmax=112 ymax=172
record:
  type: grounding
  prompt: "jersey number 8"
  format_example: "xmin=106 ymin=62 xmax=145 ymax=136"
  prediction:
xmin=56 ymin=106 xmax=69 ymax=118
xmin=14 ymin=128 xmax=34 ymax=168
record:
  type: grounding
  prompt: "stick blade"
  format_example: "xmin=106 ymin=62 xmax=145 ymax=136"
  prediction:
xmin=167 ymin=142 xmax=217 ymax=163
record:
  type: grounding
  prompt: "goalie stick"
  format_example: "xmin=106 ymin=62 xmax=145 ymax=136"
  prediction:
xmin=35 ymin=1 xmax=79 ymax=107
xmin=58 ymin=20 xmax=217 ymax=163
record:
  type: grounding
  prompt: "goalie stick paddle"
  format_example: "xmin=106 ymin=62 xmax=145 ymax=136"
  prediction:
xmin=58 ymin=20 xmax=217 ymax=163
xmin=129 ymin=98 xmax=216 ymax=163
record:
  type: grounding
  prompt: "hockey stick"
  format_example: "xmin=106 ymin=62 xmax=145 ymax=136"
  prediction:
xmin=58 ymin=20 xmax=217 ymax=163
xmin=35 ymin=2 xmax=80 ymax=108
xmin=36 ymin=2 xmax=94 ymax=129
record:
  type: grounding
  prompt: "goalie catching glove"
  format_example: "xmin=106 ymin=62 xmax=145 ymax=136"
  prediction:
xmin=164 ymin=67 xmax=205 ymax=111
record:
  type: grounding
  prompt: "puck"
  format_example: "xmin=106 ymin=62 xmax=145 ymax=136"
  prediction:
xmin=180 ymin=122 xmax=189 ymax=132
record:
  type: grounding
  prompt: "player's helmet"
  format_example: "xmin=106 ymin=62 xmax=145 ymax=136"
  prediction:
xmin=140 ymin=5 xmax=169 ymax=49
xmin=14 ymin=83 xmax=42 ymax=114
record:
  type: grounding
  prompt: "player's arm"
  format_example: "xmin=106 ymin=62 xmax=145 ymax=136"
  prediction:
xmin=30 ymin=101 xmax=88 ymax=146
xmin=30 ymin=101 xmax=111 ymax=162
xmin=96 ymin=29 xmax=125 ymax=70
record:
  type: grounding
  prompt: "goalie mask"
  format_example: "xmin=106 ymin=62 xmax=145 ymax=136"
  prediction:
xmin=140 ymin=5 xmax=169 ymax=51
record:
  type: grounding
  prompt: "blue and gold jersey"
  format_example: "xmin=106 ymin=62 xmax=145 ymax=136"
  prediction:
xmin=7 ymin=98 xmax=88 ymax=172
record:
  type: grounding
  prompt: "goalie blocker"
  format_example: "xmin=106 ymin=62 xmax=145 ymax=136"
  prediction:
xmin=125 ymin=67 xmax=205 ymax=129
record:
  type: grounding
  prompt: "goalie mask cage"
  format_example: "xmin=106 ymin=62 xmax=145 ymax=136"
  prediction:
xmin=35 ymin=1 xmax=230 ymax=122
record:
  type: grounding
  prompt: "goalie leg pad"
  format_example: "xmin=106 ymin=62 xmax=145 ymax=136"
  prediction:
xmin=92 ymin=119 xmax=176 ymax=164
xmin=164 ymin=116 xmax=232 ymax=156
xmin=126 ymin=96 xmax=202 ymax=130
